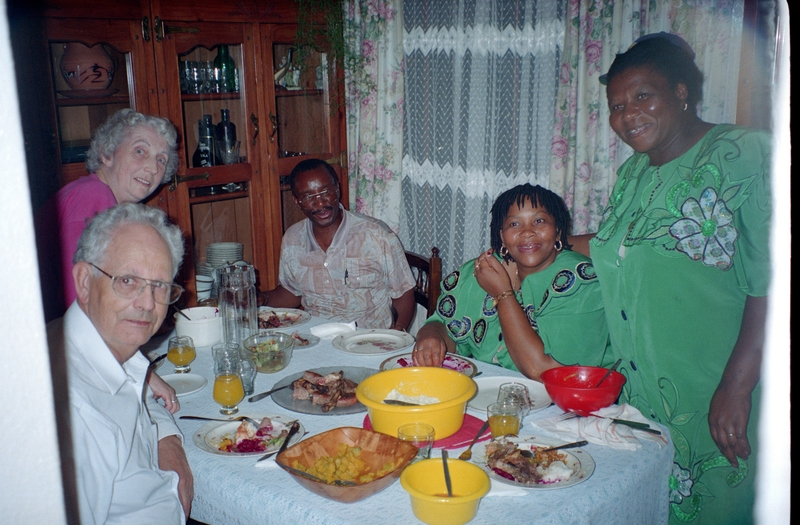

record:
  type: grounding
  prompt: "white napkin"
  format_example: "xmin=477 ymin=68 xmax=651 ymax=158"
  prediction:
xmin=310 ymin=322 xmax=356 ymax=339
xmin=531 ymin=404 xmax=667 ymax=450
xmin=254 ymin=457 xmax=279 ymax=470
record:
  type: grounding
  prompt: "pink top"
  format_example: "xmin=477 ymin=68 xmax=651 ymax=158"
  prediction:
xmin=36 ymin=174 xmax=117 ymax=314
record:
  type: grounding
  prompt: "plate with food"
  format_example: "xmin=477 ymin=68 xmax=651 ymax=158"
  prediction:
xmin=468 ymin=376 xmax=551 ymax=413
xmin=257 ymin=307 xmax=311 ymax=329
xmin=380 ymin=352 xmax=478 ymax=377
xmin=289 ymin=332 xmax=320 ymax=349
xmin=478 ymin=437 xmax=594 ymax=490
xmin=192 ymin=414 xmax=305 ymax=457
xmin=332 ymin=329 xmax=415 ymax=355
xmin=271 ymin=366 xmax=379 ymax=415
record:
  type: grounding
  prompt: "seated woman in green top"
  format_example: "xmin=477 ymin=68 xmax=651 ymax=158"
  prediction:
xmin=412 ymin=184 xmax=610 ymax=381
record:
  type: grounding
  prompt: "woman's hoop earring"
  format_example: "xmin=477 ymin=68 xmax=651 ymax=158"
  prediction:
xmin=500 ymin=245 xmax=509 ymax=257
xmin=554 ymin=240 xmax=563 ymax=252
xmin=683 ymin=103 xmax=689 ymax=111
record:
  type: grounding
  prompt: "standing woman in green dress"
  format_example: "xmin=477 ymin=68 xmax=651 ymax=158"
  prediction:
xmin=584 ymin=33 xmax=770 ymax=524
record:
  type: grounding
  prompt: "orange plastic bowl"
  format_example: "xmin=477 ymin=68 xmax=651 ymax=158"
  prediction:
xmin=540 ymin=366 xmax=626 ymax=417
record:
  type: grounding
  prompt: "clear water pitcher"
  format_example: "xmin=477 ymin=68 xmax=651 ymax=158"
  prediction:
xmin=216 ymin=263 xmax=257 ymax=347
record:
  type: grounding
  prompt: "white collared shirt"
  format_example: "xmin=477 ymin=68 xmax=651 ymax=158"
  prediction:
xmin=49 ymin=303 xmax=184 ymax=524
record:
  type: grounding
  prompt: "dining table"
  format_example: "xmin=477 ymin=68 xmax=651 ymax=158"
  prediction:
xmin=143 ymin=314 xmax=673 ymax=525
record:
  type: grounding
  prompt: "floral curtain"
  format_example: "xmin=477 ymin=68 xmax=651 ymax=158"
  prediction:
xmin=343 ymin=0 xmax=405 ymax=232
xmin=549 ymin=0 xmax=746 ymax=234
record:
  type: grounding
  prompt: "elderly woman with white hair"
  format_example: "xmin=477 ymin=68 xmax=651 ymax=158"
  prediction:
xmin=36 ymin=108 xmax=181 ymax=412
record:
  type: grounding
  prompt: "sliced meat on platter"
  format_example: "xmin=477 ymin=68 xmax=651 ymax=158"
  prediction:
xmin=292 ymin=370 xmax=359 ymax=412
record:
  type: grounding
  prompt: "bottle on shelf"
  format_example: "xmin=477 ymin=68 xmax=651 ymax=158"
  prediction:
xmin=192 ymin=114 xmax=215 ymax=167
xmin=215 ymin=109 xmax=238 ymax=164
xmin=214 ymin=44 xmax=237 ymax=93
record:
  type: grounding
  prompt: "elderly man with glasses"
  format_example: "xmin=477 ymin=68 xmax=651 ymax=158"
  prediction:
xmin=46 ymin=203 xmax=193 ymax=524
xmin=262 ymin=158 xmax=416 ymax=330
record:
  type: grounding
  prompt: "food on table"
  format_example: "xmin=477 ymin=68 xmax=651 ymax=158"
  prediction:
xmin=216 ymin=417 xmax=291 ymax=453
xmin=213 ymin=373 xmax=245 ymax=407
xmin=383 ymin=389 xmax=440 ymax=405
xmin=291 ymin=443 xmax=402 ymax=485
xmin=485 ymin=439 xmax=575 ymax=484
xmin=292 ymin=370 xmax=359 ymax=412
xmin=249 ymin=337 xmax=290 ymax=372
xmin=258 ymin=309 xmax=300 ymax=329
xmin=291 ymin=332 xmax=310 ymax=346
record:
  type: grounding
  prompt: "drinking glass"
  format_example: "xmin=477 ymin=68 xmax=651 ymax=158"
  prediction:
xmin=397 ymin=423 xmax=435 ymax=461
xmin=216 ymin=140 xmax=240 ymax=165
xmin=167 ymin=335 xmax=196 ymax=373
xmin=487 ymin=402 xmax=522 ymax=438
xmin=239 ymin=349 xmax=257 ymax=396
xmin=497 ymin=382 xmax=532 ymax=418
xmin=212 ymin=342 xmax=244 ymax=414
xmin=186 ymin=61 xmax=201 ymax=94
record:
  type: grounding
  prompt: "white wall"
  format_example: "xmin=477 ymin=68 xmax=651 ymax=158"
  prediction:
xmin=0 ymin=0 xmax=68 ymax=521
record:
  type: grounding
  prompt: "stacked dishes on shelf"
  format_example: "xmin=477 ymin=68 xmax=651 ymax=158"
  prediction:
xmin=196 ymin=242 xmax=245 ymax=298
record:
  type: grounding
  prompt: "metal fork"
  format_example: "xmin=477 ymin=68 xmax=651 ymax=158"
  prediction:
xmin=555 ymin=411 xmax=579 ymax=422
xmin=179 ymin=415 xmax=262 ymax=427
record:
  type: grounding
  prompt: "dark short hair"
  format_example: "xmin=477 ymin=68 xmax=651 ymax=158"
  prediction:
xmin=602 ymin=32 xmax=704 ymax=109
xmin=490 ymin=184 xmax=572 ymax=261
xmin=288 ymin=159 xmax=339 ymax=195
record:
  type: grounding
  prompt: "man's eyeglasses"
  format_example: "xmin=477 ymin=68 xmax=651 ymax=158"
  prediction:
xmin=90 ymin=263 xmax=183 ymax=305
xmin=296 ymin=187 xmax=338 ymax=206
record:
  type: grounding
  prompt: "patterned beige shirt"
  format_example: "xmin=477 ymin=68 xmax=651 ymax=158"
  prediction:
xmin=278 ymin=207 xmax=416 ymax=329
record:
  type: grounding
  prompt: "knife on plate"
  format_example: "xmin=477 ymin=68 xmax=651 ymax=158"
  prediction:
xmin=257 ymin=420 xmax=300 ymax=462
xmin=248 ymin=384 xmax=290 ymax=403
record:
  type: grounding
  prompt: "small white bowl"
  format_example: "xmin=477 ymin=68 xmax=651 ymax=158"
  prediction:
xmin=174 ymin=306 xmax=221 ymax=347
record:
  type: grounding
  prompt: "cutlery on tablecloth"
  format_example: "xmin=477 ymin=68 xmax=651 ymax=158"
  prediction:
xmin=611 ymin=419 xmax=662 ymax=435
xmin=248 ymin=384 xmax=291 ymax=403
xmin=180 ymin=415 xmax=261 ymax=427
xmin=458 ymin=420 xmax=490 ymax=461
xmin=148 ymin=353 xmax=167 ymax=370
xmin=257 ymin=420 xmax=300 ymax=462
xmin=594 ymin=358 xmax=622 ymax=387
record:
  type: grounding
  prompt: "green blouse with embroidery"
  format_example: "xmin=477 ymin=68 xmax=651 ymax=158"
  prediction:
xmin=590 ymin=124 xmax=771 ymax=524
xmin=425 ymin=249 xmax=610 ymax=373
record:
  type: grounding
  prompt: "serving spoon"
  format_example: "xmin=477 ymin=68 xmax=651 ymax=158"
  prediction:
xmin=442 ymin=450 xmax=453 ymax=497
xmin=279 ymin=464 xmax=357 ymax=486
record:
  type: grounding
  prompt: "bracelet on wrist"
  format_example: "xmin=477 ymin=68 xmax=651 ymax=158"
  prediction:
xmin=492 ymin=289 xmax=516 ymax=308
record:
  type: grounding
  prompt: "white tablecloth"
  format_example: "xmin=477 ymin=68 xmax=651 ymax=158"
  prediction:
xmin=144 ymin=316 xmax=672 ymax=525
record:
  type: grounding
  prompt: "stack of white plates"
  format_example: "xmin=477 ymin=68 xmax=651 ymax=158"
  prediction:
xmin=206 ymin=242 xmax=243 ymax=268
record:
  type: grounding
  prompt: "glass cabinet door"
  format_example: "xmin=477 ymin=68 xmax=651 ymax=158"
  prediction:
xmin=264 ymin=25 xmax=346 ymax=233
xmin=44 ymin=18 xmax=154 ymax=187
xmin=154 ymin=22 xmax=260 ymax=304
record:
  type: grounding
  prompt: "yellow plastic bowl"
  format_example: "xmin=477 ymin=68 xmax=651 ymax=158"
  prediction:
xmin=400 ymin=458 xmax=490 ymax=525
xmin=356 ymin=367 xmax=477 ymax=440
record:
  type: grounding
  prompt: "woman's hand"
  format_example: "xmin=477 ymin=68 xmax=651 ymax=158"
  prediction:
xmin=707 ymin=295 xmax=766 ymax=467
xmin=473 ymin=250 xmax=513 ymax=298
xmin=147 ymin=371 xmax=180 ymax=414
xmin=412 ymin=322 xmax=453 ymax=367
xmin=709 ymin=382 xmax=752 ymax=467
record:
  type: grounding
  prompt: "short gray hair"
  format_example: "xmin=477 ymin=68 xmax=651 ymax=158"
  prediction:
xmin=74 ymin=203 xmax=185 ymax=278
xmin=84 ymin=108 xmax=179 ymax=182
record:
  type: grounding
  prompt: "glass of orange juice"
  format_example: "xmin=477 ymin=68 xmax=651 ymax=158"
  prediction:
xmin=487 ymin=401 xmax=522 ymax=438
xmin=212 ymin=342 xmax=244 ymax=414
xmin=167 ymin=336 xmax=196 ymax=373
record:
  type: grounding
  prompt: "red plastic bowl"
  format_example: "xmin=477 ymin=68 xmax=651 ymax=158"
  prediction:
xmin=540 ymin=366 xmax=626 ymax=417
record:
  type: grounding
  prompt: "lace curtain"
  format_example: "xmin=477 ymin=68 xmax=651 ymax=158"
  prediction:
xmin=398 ymin=0 xmax=745 ymax=274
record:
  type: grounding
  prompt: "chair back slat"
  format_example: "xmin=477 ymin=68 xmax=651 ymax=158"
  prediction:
xmin=405 ymin=247 xmax=441 ymax=318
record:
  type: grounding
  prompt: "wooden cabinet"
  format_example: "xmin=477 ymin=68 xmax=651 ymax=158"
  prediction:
xmin=16 ymin=0 xmax=347 ymax=304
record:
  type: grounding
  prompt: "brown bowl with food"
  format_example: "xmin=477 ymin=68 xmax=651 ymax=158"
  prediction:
xmin=275 ymin=426 xmax=418 ymax=503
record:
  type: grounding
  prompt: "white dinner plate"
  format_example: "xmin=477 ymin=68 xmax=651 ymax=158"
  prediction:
xmin=331 ymin=329 xmax=415 ymax=355
xmin=468 ymin=376 xmax=551 ymax=413
xmin=192 ymin=415 xmax=304 ymax=457
xmin=271 ymin=366 xmax=379 ymax=415
xmin=477 ymin=436 xmax=594 ymax=490
xmin=161 ymin=373 xmax=207 ymax=397
xmin=289 ymin=332 xmax=320 ymax=349
xmin=257 ymin=307 xmax=311 ymax=329
xmin=380 ymin=353 xmax=479 ymax=378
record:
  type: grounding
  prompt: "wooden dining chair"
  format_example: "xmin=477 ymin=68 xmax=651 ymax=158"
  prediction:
xmin=405 ymin=247 xmax=442 ymax=318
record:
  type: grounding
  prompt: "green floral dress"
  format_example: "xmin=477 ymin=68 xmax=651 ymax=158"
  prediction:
xmin=590 ymin=125 xmax=771 ymax=524
xmin=426 ymin=249 xmax=611 ymax=371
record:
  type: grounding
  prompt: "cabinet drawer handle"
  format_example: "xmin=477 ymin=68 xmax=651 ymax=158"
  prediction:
xmin=268 ymin=112 xmax=278 ymax=143
xmin=141 ymin=17 xmax=150 ymax=43
xmin=169 ymin=172 xmax=211 ymax=191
